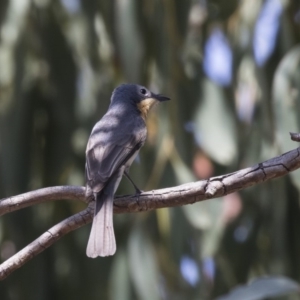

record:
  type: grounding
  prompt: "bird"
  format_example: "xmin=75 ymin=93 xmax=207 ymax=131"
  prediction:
xmin=85 ymin=83 xmax=170 ymax=258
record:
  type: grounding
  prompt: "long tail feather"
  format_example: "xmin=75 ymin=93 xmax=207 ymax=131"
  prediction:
xmin=86 ymin=191 xmax=116 ymax=258
xmin=86 ymin=167 xmax=124 ymax=258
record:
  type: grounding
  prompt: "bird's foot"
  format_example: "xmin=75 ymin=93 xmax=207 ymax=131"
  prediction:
xmin=134 ymin=187 xmax=143 ymax=196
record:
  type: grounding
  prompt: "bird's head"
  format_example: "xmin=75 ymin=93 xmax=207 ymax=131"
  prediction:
xmin=111 ymin=84 xmax=170 ymax=120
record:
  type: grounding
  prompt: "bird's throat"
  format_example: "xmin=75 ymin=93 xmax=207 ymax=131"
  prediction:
xmin=137 ymin=98 xmax=159 ymax=121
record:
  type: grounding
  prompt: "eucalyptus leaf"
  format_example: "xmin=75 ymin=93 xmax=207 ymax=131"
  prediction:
xmin=273 ymin=46 xmax=300 ymax=189
xmin=183 ymin=198 xmax=224 ymax=257
xmin=128 ymin=225 xmax=161 ymax=300
xmin=194 ymin=79 xmax=237 ymax=165
xmin=115 ymin=0 xmax=144 ymax=82
xmin=216 ymin=276 xmax=300 ymax=300
xmin=110 ymin=250 xmax=131 ymax=300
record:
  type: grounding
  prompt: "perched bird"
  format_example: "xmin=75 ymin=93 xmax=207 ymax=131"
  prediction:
xmin=85 ymin=83 xmax=170 ymax=258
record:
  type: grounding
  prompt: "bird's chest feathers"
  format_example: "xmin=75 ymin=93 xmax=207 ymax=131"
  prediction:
xmin=137 ymin=98 xmax=158 ymax=121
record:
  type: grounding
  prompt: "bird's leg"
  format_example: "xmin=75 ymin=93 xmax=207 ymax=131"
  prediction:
xmin=124 ymin=170 xmax=143 ymax=195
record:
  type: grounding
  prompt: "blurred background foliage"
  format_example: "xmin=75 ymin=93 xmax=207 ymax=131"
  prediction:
xmin=0 ymin=0 xmax=300 ymax=299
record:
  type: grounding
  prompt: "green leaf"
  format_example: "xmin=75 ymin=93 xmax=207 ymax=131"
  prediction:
xmin=194 ymin=79 xmax=237 ymax=165
xmin=110 ymin=250 xmax=131 ymax=300
xmin=128 ymin=225 xmax=161 ymax=300
xmin=183 ymin=198 xmax=224 ymax=257
xmin=273 ymin=46 xmax=300 ymax=189
xmin=216 ymin=276 xmax=300 ymax=300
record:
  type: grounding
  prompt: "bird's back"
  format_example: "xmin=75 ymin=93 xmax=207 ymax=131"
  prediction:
xmin=85 ymin=103 xmax=147 ymax=194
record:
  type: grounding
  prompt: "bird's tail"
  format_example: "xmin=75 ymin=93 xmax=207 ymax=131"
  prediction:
xmin=86 ymin=167 xmax=124 ymax=258
xmin=86 ymin=190 xmax=116 ymax=258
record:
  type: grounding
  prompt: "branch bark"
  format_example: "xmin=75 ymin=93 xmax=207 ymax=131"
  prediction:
xmin=0 ymin=144 xmax=300 ymax=280
xmin=0 ymin=186 xmax=87 ymax=217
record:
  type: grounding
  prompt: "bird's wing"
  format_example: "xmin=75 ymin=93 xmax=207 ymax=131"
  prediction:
xmin=85 ymin=131 xmax=145 ymax=193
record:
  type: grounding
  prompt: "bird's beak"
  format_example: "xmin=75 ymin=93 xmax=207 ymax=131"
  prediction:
xmin=152 ymin=93 xmax=171 ymax=102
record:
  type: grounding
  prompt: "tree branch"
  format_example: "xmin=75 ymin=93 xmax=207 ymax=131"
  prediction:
xmin=0 ymin=186 xmax=87 ymax=217
xmin=0 ymin=205 xmax=93 ymax=280
xmin=1 ymin=143 xmax=300 ymax=280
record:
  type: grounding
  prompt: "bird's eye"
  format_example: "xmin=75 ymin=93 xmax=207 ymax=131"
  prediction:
xmin=140 ymin=88 xmax=147 ymax=95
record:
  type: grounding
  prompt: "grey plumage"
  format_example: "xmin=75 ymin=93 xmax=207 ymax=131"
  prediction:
xmin=85 ymin=84 xmax=170 ymax=258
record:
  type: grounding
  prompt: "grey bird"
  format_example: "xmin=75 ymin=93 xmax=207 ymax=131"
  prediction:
xmin=85 ymin=83 xmax=170 ymax=258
